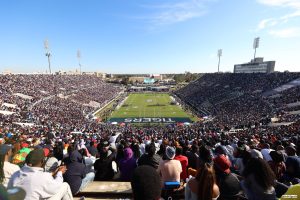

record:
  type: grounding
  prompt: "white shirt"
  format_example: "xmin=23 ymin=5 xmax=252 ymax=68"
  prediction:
xmin=8 ymin=165 xmax=65 ymax=200
xmin=3 ymin=161 xmax=20 ymax=188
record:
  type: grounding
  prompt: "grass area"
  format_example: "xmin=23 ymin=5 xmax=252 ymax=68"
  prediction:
xmin=109 ymin=93 xmax=193 ymax=119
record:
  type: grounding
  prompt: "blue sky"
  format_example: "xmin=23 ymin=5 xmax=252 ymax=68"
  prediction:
xmin=0 ymin=0 xmax=299 ymax=74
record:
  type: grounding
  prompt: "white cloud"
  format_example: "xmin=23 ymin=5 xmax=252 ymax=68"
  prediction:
xmin=257 ymin=18 xmax=278 ymax=30
xmin=269 ymin=27 xmax=300 ymax=38
xmin=143 ymin=0 xmax=215 ymax=27
xmin=256 ymin=0 xmax=300 ymax=34
xmin=257 ymin=0 xmax=300 ymax=9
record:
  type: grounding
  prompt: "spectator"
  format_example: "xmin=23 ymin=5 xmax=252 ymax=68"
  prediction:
xmin=174 ymin=146 xmax=189 ymax=181
xmin=214 ymin=155 xmax=242 ymax=200
xmin=0 ymin=144 xmax=20 ymax=188
xmin=157 ymin=146 xmax=182 ymax=185
xmin=131 ymin=165 xmax=161 ymax=200
xmin=94 ymin=143 xmax=116 ymax=181
xmin=119 ymin=147 xmax=137 ymax=181
xmin=241 ymin=158 xmax=276 ymax=200
xmin=186 ymin=144 xmax=199 ymax=170
xmin=268 ymin=151 xmax=286 ymax=181
xmin=87 ymin=141 xmax=98 ymax=158
xmin=185 ymin=163 xmax=220 ymax=200
xmin=282 ymin=156 xmax=300 ymax=185
xmin=63 ymin=150 xmax=95 ymax=195
xmin=138 ymin=143 xmax=161 ymax=169
xmin=8 ymin=149 xmax=73 ymax=200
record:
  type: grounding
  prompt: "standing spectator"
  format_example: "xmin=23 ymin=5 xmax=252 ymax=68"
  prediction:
xmin=157 ymin=146 xmax=182 ymax=184
xmin=174 ymin=146 xmax=189 ymax=181
xmin=119 ymin=147 xmax=137 ymax=181
xmin=0 ymin=144 xmax=20 ymax=188
xmin=8 ymin=149 xmax=73 ymax=200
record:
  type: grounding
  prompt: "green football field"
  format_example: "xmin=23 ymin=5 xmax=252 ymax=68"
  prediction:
xmin=109 ymin=93 xmax=193 ymax=119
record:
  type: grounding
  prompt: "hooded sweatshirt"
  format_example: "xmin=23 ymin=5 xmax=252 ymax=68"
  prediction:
xmin=63 ymin=151 xmax=89 ymax=195
xmin=119 ymin=147 xmax=137 ymax=181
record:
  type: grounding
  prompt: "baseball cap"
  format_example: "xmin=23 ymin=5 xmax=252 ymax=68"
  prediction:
xmin=214 ymin=155 xmax=231 ymax=174
xmin=165 ymin=146 xmax=176 ymax=160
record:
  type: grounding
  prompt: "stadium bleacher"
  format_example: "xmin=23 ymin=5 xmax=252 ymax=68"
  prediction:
xmin=0 ymin=73 xmax=300 ymax=200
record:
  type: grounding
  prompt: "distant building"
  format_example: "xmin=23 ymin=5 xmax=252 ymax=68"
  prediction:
xmin=234 ymin=57 xmax=275 ymax=73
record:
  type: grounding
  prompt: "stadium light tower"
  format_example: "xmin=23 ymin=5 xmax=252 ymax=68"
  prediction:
xmin=253 ymin=37 xmax=260 ymax=60
xmin=217 ymin=49 xmax=222 ymax=73
xmin=44 ymin=39 xmax=52 ymax=74
xmin=77 ymin=49 xmax=82 ymax=74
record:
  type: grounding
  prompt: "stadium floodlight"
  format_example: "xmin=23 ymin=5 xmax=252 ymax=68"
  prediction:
xmin=77 ymin=49 xmax=82 ymax=75
xmin=217 ymin=49 xmax=222 ymax=73
xmin=44 ymin=39 xmax=52 ymax=74
xmin=253 ymin=37 xmax=260 ymax=60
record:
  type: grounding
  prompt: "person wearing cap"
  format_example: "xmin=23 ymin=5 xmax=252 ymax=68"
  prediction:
xmin=8 ymin=149 xmax=73 ymax=200
xmin=0 ymin=144 xmax=20 ymax=188
xmin=157 ymin=146 xmax=182 ymax=185
xmin=214 ymin=155 xmax=242 ymax=200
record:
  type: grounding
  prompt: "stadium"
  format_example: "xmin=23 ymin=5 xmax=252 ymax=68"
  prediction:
xmin=1 ymin=1 xmax=300 ymax=200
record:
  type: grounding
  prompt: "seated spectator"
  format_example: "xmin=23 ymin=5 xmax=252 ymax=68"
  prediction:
xmin=63 ymin=150 xmax=95 ymax=195
xmin=94 ymin=142 xmax=116 ymax=181
xmin=157 ymin=146 xmax=182 ymax=185
xmin=282 ymin=156 xmax=300 ymax=185
xmin=185 ymin=163 xmax=220 ymax=200
xmin=119 ymin=147 xmax=137 ymax=181
xmin=8 ymin=149 xmax=73 ymax=200
xmin=188 ymin=145 xmax=213 ymax=177
xmin=186 ymin=144 xmax=199 ymax=170
xmin=174 ymin=146 xmax=189 ymax=181
xmin=214 ymin=155 xmax=242 ymax=200
xmin=241 ymin=158 xmax=276 ymax=200
xmin=268 ymin=151 xmax=286 ymax=181
xmin=0 ymin=144 xmax=20 ymax=188
xmin=131 ymin=165 xmax=161 ymax=200
xmin=87 ymin=141 xmax=98 ymax=158
xmin=138 ymin=143 xmax=161 ymax=169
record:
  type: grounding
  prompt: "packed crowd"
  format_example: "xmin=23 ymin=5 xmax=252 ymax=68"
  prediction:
xmin=0 ymin=74 xmax=122 ymax=132
xmin=0 ymin=73 xmax=299 ymax=200
xmin=0 ymin=120 xmax=299 ymax=200
xmin=176 ymin=72 xmax=300 ymax=128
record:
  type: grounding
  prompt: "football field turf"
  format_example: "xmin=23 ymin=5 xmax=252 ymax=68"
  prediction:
xmin=109 ymin=93 xmax=192 ymax=119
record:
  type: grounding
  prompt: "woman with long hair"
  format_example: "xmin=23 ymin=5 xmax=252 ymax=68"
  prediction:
xmin=241 ymin=158 xmax=276 ymax=200
xmin=185 ymin=163 xmax=220 ymax=200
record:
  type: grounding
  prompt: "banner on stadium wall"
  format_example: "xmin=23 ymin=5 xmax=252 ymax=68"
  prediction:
xmin=108 ymin=117 xmax=192 ymax=123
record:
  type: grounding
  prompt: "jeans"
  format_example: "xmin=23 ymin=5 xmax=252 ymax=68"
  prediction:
xmin=77 ymin=172 xmax=95 ymax=194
